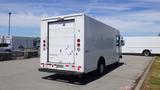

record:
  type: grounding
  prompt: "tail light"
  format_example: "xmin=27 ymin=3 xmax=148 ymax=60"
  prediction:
xmin=78 ymin=66 xmax=81 ymax=70
xmin=77 ymin=39 xmax=80 ymax=51
xmin=43 ymin=40 xmax=46 ymax=43
xmin=43 ymin=44 xmax=45 ymax=47
xmin=77 ymin=43 xmax=80 ymax=47
xmin=43 ymin=40 xmax=46 ymax=50
xmin=65 ymin=64 xmax=69 ymax=67
xmin=77 ymin=39 xmax=80 ymax=42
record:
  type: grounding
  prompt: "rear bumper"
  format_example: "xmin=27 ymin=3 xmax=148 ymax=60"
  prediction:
xmin=38 ymin=68 xmax=84 ymax=75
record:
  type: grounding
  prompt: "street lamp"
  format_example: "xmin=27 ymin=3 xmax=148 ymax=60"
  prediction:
xmin=8 ymin=12 xmax=12 ymax=36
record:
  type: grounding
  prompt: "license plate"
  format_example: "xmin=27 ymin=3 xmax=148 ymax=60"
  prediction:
xmin=56 ymin=65 xmax=63 ymax=68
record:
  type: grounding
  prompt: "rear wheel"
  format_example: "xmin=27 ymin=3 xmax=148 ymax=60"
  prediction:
xmin=143 ymin=50 xmax=150 ymax=56
xmin=18 ymin=45 xmax=24 ymax=51
xmin=97 ymin=59 xmax=105 ymax=76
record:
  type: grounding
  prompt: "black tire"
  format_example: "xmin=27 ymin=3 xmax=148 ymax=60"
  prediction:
xmin=97 ymin=61 xmax=105 ymax=76
xmin=5 ymin=50 xmax=11 ymax=52
xmin=18 ymin=45 xmax=24 ymax=51
xmin=143 ymin=50 xmax=150 ymax=56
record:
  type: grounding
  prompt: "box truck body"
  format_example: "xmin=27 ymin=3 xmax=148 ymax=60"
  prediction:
xmin=122 ymin=36 xmax=160 ymax=56
xmin=39 ymin=13 xmax=123 ymax=75
xmin=0 ymin=36 xmax=35 ymax=51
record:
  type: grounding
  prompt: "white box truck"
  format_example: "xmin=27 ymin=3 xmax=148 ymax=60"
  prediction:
xmin=39 ymin=13 xmax=124 ymax=75
xmin=122 ymin=36 xmax=160 ymax=56
xmin=0 ymin=36 xmax=35 ymax=52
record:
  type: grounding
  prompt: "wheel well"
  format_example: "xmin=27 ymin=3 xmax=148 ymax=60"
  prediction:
xmin=142 ymin=49 xmax=150 ymax=54
xmin=98 ymin=56 xmax=105 ymax=66
xmin=18 ymin=45 xmax=24 ymax=48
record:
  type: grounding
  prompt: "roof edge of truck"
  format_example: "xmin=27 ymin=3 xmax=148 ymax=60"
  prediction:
xmin=41 ymin=13 xmax=85 ymax=21
xmin=41 ymin=13 xmax=119 ymax=32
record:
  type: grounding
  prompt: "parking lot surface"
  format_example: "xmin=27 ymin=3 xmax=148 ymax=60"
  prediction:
xmin=0 ymin=55 xmax=153 ymax=90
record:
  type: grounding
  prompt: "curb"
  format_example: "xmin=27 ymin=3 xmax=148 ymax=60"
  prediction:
xmin=134 ymin=57 xmax=156 ymax=90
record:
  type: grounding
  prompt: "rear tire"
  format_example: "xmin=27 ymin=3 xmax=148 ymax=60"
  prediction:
xmin=97 ymin=60 xmax=105 ymax=76
xmin=143 ymin=50 xmax=150 ymax=56
xmin=18 ymin=45 xmax=24 ymax=51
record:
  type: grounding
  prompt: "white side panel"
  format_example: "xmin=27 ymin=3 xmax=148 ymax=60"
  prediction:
xmin=84 ymin=15 xmax=120 ymax=73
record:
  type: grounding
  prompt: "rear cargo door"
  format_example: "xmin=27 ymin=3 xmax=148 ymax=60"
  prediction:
xmin=48 ymin=19 xmax=75 ymax=63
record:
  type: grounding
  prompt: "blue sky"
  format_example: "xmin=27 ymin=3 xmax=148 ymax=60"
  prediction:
xmin=0 ymin=0 xmax=160 ymax=37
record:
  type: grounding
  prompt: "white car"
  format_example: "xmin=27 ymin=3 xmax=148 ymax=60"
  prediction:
xmin=0 ymin=43 xmax=12 ymax=52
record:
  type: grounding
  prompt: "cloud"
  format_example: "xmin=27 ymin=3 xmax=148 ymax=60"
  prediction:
xmin=125 ymin=10 xmax=160 ymax=22
xmin=137 ymin=0 xmax=160 ymax=3
xmin=0 ymin=2 xmax=130 ymax=28
xmin=0 ymin=13 xmax=41 ymax=27
xmin=0 ymin=0 xmax=160 ymax=36
xmin=97 ymin=9 xmax=160 ymax=34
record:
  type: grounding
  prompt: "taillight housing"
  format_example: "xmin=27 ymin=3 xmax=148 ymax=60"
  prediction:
xmin=43 ymin=40 xmax=46 ymax=43
xmin=77 ymin=39 xmax=80 ymax=42
xmin=77 ymin=39 xmax=80 ymax=51
xmin=43 ymin=44 xmax=45 ymax=47
xmin=77 ymin=43 xmax=80 ymax=47
xmin=43 ymin=40 xmax=46 ymax=50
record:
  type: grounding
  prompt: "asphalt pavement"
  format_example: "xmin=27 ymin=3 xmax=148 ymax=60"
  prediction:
xmin=0 ymin=55 xmax=153 ymax=90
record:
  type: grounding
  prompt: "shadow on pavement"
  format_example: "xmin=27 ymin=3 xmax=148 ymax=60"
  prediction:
xmin=42 ymin=62 xmax=124 ymax=85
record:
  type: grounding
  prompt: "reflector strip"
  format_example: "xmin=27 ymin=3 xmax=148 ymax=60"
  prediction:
xmin=66 ymin=64 xmax=69 ymax=67
xmin=40 ymin=63 xmax=44 ymax=67
xmin=78 ymin=66 xmax=81 ymax=70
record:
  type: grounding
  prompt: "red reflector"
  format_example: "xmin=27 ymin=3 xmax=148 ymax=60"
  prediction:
xmin=77 ymin=39 xmax=80 ymax=42
xmin=77 ymin=43 xmax=80 ymax=47
xmin=66 ymin=64 xmax=69 ymax=67
xmin=40 ymin=63 xmax=44 ymax=67
xmin=78 ymin=66 xmax=81 ymax=70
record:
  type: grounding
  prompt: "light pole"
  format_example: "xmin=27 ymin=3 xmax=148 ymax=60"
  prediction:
xmin=8 ymin=12 xmax=11 ymax=36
